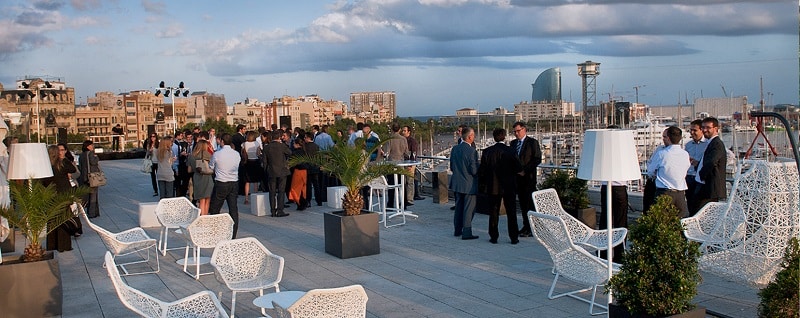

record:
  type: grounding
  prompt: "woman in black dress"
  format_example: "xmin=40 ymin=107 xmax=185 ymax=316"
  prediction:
xmin=44 ymin=144 xmax=80 ymax=252
xmin=78 ymin=140 xmax=101 ymax=218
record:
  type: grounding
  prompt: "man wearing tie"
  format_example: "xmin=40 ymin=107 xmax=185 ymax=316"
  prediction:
xmin=694 ymin=117 xmax=727 ymax=211
xmin=509 ymin=122 xmax=542 ymax=238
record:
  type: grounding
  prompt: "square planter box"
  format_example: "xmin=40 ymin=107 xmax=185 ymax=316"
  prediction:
xmin=324 ymin=211 xmax=380 ymax=259
xmin=609 ymin=304 xmax=706 ymax=318
xmin=0 ymin=251 xmax=62 ymax=317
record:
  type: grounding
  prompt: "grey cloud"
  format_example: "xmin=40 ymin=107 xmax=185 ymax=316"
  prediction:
xmin=509 ymin=0 xmax=787 ymax=6
xmin=15 ymin=11 xmax=58 ymax=26
xmin=142 ymin=0 xmax=164 ymax=15
xmin=564 ymin=36 xmax=700 ymax=57
xmin=70 ymin=0 xmax=101 ymax=11
xmin=34 ymin=0 xmax=65 ymax=11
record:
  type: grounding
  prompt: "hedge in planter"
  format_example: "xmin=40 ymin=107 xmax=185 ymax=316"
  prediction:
xmin=607 ymin=194 xmax=702 ymax=317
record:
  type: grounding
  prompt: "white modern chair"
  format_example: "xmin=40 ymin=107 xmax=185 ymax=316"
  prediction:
xmin=104 ymin=252 xmax=229 ymax=318
xmin=155 ymin=197 xmax=200 ymax=256
xmin=210 ymin=237 xmax=285 ymax=318
xmin=182 ymin=214 xmax=235 ymax=280
xmin=78 ymin=203 xmax=159 ymax=276
xmin=272 ymin=284 xmax=368 ymax=318
xmin=532 ymin=188 xmax=627 ymax=255
xmin=367 ymin=176 xmax=404 ymax=227
xmin=528 ymin=211 xmax=619 ymax=316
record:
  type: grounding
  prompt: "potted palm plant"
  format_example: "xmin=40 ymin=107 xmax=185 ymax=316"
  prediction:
xmin=0 ymin=180 xmax=89 ymax=317
xmin=539 ymin=169 xmax=595 ymax=228
xmin=606 ymin=194 xmax=705 ymax=318
xmin=290 ymin=133 xmax=408 ymax=259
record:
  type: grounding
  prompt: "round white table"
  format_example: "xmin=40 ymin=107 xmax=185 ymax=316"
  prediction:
xmin=252 ymin=290 xmax=306 ymax=310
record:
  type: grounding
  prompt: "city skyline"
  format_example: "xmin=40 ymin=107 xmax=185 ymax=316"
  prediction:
xmin=0 ymin=0 xmax=796 ymax=117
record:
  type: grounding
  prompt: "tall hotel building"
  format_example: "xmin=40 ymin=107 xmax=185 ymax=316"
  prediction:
xmin=515 ymin=67 xmax=575 ymax=121
xmin=349 ymin=91 xmax=396 ymax=123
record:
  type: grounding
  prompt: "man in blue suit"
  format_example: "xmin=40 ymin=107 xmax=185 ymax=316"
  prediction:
xmin=449 ymin=127 xmax=480 ymax=240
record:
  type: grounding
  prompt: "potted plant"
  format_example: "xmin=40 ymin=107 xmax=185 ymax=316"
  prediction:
xmin=606 ymin=195 xmax=705 ymax=318
xmin=0 ymin=180 xmax=89 ymax=317
xmin=539 ymin=169 xmax=595 ymax=228
xmin=757 ymin=236 xmax=799 ymax=318
xmin=290 ymin=133 xmax=408 ymax=259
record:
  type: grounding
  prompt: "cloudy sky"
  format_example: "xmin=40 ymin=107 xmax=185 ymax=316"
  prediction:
xmin=0 ymin=0 xmax=796 ymax=116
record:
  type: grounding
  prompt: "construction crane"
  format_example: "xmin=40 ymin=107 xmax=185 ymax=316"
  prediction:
xmin=720 ymin=84 xmax=728 ymax=97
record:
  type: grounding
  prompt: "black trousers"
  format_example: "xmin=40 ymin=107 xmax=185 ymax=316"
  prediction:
xmin=209 ymin=181 xmax=239 ymax=238
xmin=600 ymin=185 xmax=628 ymax=263
xmin=307 ymin=172 xmax=323 ymax=205
xmin=268 ymin=176 xmax=288 ymax=215
xmin=488 ymin=191 xmax=519 ymax=241
xmin=685 ymin=175 xmax=699 ymax=216
xmin=516 ymin=176 xmax=535 ymax=233
xmin=654 ymin=188 xmax=689 ymax=218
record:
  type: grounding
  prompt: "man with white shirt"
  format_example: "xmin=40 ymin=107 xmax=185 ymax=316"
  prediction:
xmin=684 ymin=119 xmax=708 ymax=215
xmin=647 ymin=126 xmax=691 ymax=217
xmin=208 ymin=133 xmax=242 ymax=238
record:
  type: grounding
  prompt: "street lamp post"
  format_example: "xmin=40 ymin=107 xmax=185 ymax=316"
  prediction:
xmin=154 ymin=81 xmax=190 ymax=136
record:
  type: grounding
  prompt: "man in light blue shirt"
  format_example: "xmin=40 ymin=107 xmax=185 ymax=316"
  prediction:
xmin=314 ymin=125 xmax=335 ymax=150
xmin=647 ymin=126 xmax=691 ymax=217
xmin=208 ymin=133 xmax=241 ymax=238
xmin=684 ymin=119 xmax=708 ymax=214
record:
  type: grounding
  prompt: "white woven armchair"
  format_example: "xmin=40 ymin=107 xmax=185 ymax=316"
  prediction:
xmin=272 ymin=284 xmax=368 ymax=318
xmin=78 ymin=203 xmax=159 ymax=276
xmin=182 ymin=214 xmax=235 ymax=280
xmin=528 ymin=211 xmax=619 ymax=316
xmin=155 ymin=197 xmax=200 ymax=256
xmin=210 ymin=237 xmax=285 ymax=318
xmin=104 ymin=252 xmax=229 ymax=318
xmin=532 ymin=188 xmax=627 ymax=254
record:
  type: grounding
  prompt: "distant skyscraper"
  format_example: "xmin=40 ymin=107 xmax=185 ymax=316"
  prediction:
xmin=531 ymin=67 xmax=561 ymax=102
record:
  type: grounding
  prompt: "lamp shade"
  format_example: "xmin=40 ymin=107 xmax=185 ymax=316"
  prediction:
xmin=577 ymin=129 xmax=640 ymax=182
xmin=7 ymin=143 xmax=53 ymax=180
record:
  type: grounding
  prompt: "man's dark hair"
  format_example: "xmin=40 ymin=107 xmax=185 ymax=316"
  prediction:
xmin=236 ymin=124 xmax=246 ymax=132
xmin=271 ymin=130 xmax=282 ymax=140
xmin=363 ymin=123 xmax=371 ymax=129
xmin=513 ymin=121 xmax=526 ymax=129
xmin=666 ymin=126 xmax=683 ymax=144
xmin=356 ymin=122 xmax=364 ymax=130
xmin=271 ymin=123 xmax=278 ymax=131
xmin=220 ymin=133 xmax=232 ymax=146
xmin=492 ymin=128 xmax=506 ymax=142
xmin=391 ymin=123 xmax=400 ymax=132
xmin=702 ymin=117 xmax=719 ymax=128
xmin=312 ymin=125 xmax=320 ymax=131
xmin=304 ymin=132 xmax=315 ymax=140
xmin=403 ymin=125 xmax=413 ymax=133
xmin=199 ymin=131 xmax=209 ymax=140
xmin=690 ymin=119 xmax=703 ymax=127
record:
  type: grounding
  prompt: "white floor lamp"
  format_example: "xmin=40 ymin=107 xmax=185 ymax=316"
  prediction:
xmin=576 ymin=129 xmax=640 ymax=308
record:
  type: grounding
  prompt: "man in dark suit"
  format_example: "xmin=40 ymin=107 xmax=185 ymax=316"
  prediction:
xmin=694 ymin=117 xmax=727 ymax=211
xmin=509 ymin=121 xmax=542 ymax=237
xmin=479 ymin=128 xmax=523 ymax=244
xmin=449 ymin=127 xmax=479 ymax=240
xmin=303 ymin=132 xmax=323 ymax=207
xmin=263 ymin=130 xmax=291 ymax=217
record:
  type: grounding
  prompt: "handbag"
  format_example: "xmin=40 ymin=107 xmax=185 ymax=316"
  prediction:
xmin=88 ymin=171 xmax=107 ymax=187
xmin=196 ymin=159 xmax=213 ymax=175
xmin=141 ymin=157 xmax=152 ymax=173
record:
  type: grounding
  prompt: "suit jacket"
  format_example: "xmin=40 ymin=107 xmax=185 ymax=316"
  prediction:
xmin=510 ymin=136 xmax=542 ymax=185
xmin=232 ymin=132 xmax=246 ymax=152
xmin=303 ymin=142 xmax=321 ymax=174
xmin=385 ymin=132 xmax=409 ymax=161
xmin=697 ymin=136 xmax=727 ymax=200
xmin=263 ymin=141 xmax=291 ymax=178
xmin=449 ymin=142 xmax=478 ymax=194
xmin=478 ymin=143 xmax=522 ymax=196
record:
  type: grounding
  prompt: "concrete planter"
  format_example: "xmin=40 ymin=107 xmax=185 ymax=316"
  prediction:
xmin=0 ymin=251 xmax=62 ymax=317
xmin=324 ymin=211 xmax=380 ymax=259
xmin=609 ymin=304 xmax=706 ymax=318
xmin=568 ymin=207 xmax=597 ymax=229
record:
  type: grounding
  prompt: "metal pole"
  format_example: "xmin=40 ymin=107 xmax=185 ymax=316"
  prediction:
xmin=36 ymin=88 xmax=40 ymax=143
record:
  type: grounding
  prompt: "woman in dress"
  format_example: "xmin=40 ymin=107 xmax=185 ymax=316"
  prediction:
xmin=289 ymin=137 xmax=309 ymax=210
xmin=155 ymin=136 xmax=176 ymax=199
xmin=189 ymin=139 xmax=213 ymax=215
xmin=143 ymin=133 xmax=159 ymax=196
xmin=78 ymin=140 xmax=101 ymax=218
xmin=45 ymin=144 xmax=80 ymax=252
xmin=242 ymin=131 xmax=263 ymax=204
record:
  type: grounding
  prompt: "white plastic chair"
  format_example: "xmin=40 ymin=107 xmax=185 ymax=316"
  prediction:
xmin=78 ymin=203 xmax=159 ymax=276
xmin=532 ymin=188 xmax=627 ymax=254
xmin=210 ymin=237 xmax=285 ymax=318
xmin=155 ymin=197 xmax=200 ymax=256
xmin=528 ymin=211 xmax=619 ymax=316
xmin=182 ymin=214 xmax=235 ymax=280
xmin=272 ymin=284 xmax=368 ymax=318
xmin=367 ymin=176 xmax=404 ymax=227
xmin=104 ymin=252 xmax=229 ymax=318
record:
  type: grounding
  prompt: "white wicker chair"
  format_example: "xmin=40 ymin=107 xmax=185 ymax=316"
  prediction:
xmin=210 ymin=237 xmax=285 ymax=318
xmin=272 ymin=284 xmax=368 ymax=318
xmin=528 ymin=211 xmax=619 ymax=316
xmin=155 ymin=197 xmax=200 ymax=256
xmin=77 ymin=203 xmax=159 ymax=276
xmin=104 ymin=252 xmax=229 ymax=318
xmin=682 ymin=159 xmax=800 ymax=287
xmin=532 ymin=188 xmax=627 ymax=254
xmin=182 ymin=214 xmax=235 ymax=280
xmin=367 ymin=176 xmax=403 ymax=227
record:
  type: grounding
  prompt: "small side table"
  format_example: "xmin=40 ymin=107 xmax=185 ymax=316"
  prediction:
xmin=253 ymin=291 xmax=306 ymax=317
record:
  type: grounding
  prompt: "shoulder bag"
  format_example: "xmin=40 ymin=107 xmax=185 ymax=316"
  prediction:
xmin=141 ymin=155 xmax=152 ymax=173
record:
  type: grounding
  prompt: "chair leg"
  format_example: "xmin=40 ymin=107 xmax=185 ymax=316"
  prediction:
xmin=194 ymin=247 xmax=201 ymax=279
xmin=547 ymin=273 xmax=607 ymax=315
xmin=231 ymin=291 xmax=237 ymax=318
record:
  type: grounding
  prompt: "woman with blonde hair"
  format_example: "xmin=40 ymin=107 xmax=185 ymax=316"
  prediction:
xmin=155 ymin=136 xmax=176 ymax=198
xmin=242 ymin=131 xmax=263 ymax=204
xmin=189 ymin=139 xmax=214 ymax=215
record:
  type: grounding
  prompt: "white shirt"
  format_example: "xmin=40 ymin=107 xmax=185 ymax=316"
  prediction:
xmin=210 ymin=145 xmax=240 ymax=182
xmin=684 ymin=137 xmax=708 ymax=176
xmin=647 ymin=144 xmax=690 ymax=190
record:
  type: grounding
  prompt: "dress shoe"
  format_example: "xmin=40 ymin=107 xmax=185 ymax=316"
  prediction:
xmin=462 ymin=235 xmax=479 ymax=240
xmin=152 ymin=193 xmax=158 ymax=197
xmin=511 ymin=239 xmax=519 ymax=245
xmin=450 ymin=206 xmax=456 ymax=210
xmin=490 ymin=238 xmax=498 ymax=244
xmin=518 ymin=231 xmax=533 ymax=238
xmin=405 ymin=202 xmax=414 ymax=207
xmin=453 ymin=231 xmax=462 ymax=237
xmin=414 ymin=196 xmax=425 ymax=200
xmin=273 ymin=212 xmax=290 ymax=217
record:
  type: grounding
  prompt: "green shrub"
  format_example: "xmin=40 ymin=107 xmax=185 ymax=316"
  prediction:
xmin=539 ymin=169 xmax=589 ymax=210
xmin=758 ymin=236 xmax=800 ymax=318
xmin=607 ymin=194 xmax=702 ymax=316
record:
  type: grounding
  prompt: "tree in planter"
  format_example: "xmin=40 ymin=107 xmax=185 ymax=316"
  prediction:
xmin=757 ymin=236 xmax=799 ymax=318
xmin=289 ymin=134 xmax=409 ymax=215
xmin=539 ymin=169 xmax=589 ymax=211
xmin=607 ymin=194 xmax=702 ymax=316
xmin=0 ymin=181 xmax=89 ymax=262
